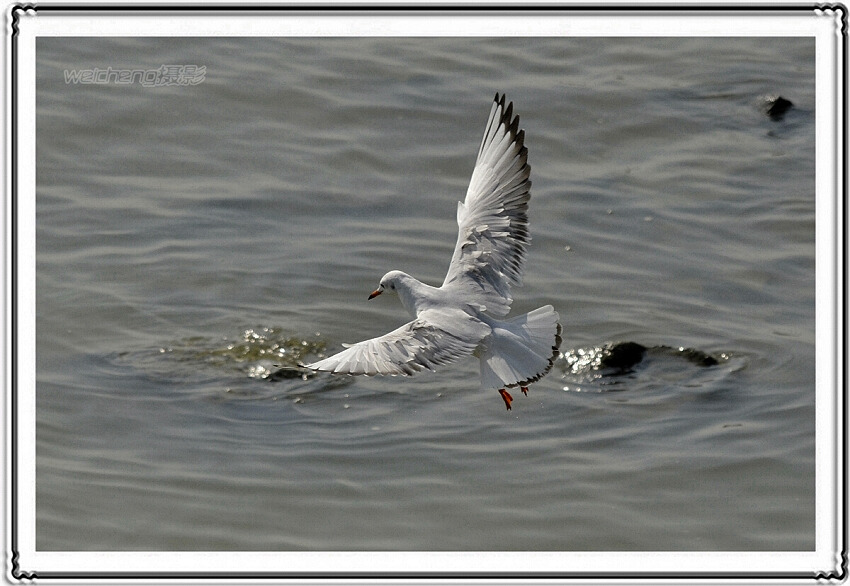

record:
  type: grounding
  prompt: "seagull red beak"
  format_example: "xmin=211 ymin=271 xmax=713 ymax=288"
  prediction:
xmin=368 ymin=289 xmax=382 ymax=300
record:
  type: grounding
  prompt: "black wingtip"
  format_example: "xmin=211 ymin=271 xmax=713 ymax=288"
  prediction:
xmin=515 ymin=129 xmax=526 ymax=149
xmin=493 ymin=93 xmax=523 ymax=137
xmin=508 ymin=113 xmax=520 ymax=137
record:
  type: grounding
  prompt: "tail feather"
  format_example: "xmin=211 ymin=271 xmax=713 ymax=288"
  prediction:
xmin=479 ymin=305 xmax=562 ymax=390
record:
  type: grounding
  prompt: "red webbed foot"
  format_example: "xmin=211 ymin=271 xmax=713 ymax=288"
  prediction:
xmin=498 ymin=389 xmax=513 ymax=410
xmin=521 ymin=386 xmax=529 ymax=396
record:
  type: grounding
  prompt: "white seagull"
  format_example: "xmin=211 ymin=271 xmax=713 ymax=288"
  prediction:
xmin=303 ymin=93 xmax=562 ymax=410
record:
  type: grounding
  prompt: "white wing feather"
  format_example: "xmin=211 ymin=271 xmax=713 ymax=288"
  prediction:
xmin=302 ymin=309 xmax=489 ymax=377
xmin=442 ymin=93 xmax=531 ymax=317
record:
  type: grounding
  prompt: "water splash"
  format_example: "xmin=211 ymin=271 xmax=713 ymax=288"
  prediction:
xmin=113 ymin=326 xmax=329 ymax=383
xmin=158 ymin=327 xmax=326 ymax=374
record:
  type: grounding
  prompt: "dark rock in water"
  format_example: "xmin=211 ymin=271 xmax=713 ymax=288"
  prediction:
xmin=561 ymin=341 xmax=722 ymax=379
xmin=677 ymin=347 xmax=719 ymax=367
xmin=600 ymin=342 xmax=647 ymax=370
xmin=765 ymin=96 xmax=793 ymax=120
xmin=597 ymin=342 xmax=718 ymax=371
xmin=268 ymin=366 xmax=309 ymax=381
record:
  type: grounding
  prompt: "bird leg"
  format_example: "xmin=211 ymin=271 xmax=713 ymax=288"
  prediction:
xmin=498 ymin=389 xmax=513 ymax=410
xmin=521 ymin=386 xmax=529 ymax=396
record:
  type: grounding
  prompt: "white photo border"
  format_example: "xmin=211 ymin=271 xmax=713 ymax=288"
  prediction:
xmin=6 ymin=3 xmax=846 ymax=583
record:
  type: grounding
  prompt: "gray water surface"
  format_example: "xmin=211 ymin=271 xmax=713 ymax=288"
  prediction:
xmin=36 ymin=37 xmax=814 ymax=551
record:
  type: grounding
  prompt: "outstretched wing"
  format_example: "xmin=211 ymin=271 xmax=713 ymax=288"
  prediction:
xmin=302 ymin=309 xmax=489 ymax=376
xmin=442 ymin=93 xmax=531 ymax=317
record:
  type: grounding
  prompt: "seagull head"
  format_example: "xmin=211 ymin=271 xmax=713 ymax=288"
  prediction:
xmin=368 ymin=271 xmax=403 ymax=300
